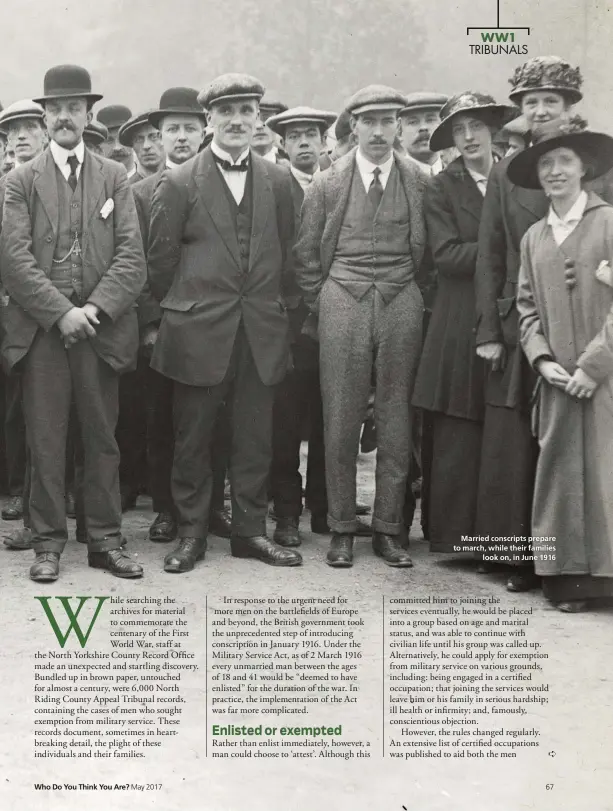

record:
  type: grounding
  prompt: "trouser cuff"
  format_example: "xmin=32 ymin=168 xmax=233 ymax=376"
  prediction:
xmin=327 ymin=515 xmax=357 ymax=534
xmin=372 ymin=516 xmax=402 ymax=535
xmin=88 ymin=534 xmax=124 ymax=553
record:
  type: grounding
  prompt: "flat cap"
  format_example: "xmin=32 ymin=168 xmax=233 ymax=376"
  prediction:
xmin=258 ymin=93 xmax=288 ymax=115
xmin=97 ymin=104 xmax=132 ymax=130
xmin=83 ymin=119 xmax=109 ymax=146
xmin=198 ymin=73 xmax=265 ymax=110
xmin=266 ymin=106 xmax=337 ymax=136
xmin=0 ymin=99 xmax=45 ymax=129
xmin=399 ymin=92 xmax=448 ymax=116
xmin=334 ymin=110 xmax=352 ymax=141
xmin=119 ymin=110 xmax=156 ymax=146
xmin=346 ymin=85 xmax=408 ymax=116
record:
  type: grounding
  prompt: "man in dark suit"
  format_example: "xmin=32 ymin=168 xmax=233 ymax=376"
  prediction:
xmin=295 ymin=85 xmax=429 ymax=569
xmin=0 ymin=65 xmax=146 ymax=582
xmin=96 ymin=104 xmax=136 ymax=179
xmin=264 ymin=106 xmax=336 ymax=546
xmin=119 ymin=111 xmax=165 ymax=182
xmin=148 ymin=73 xmax=302 ymax=572
xmin=132 ymin=87 xmax=231 ymax=545
xmin=251 ymin=93 xmax=289 ymax=165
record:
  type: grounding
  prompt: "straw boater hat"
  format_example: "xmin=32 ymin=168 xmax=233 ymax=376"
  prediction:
xmin=429 ymin=91 xmax=518 ymax=152
xmin=0 ymin=99 xmax=45 ymax=130
xmin=119 ymin=110 xmax=157 ymax=146
xmin=266 ymin=106 xmax=337 ymax=137
xmin=197 ymin=74 xmax=265 ymax=110
xmin=33 ymin=64 xmax=103 ymax=106
xmin=148 ymin=88 xmax=207 ymax=130
xmin=507 ymin=117 xmax=613 ymax=189
xmin=508 ymin=56 xmax=583 ymax=104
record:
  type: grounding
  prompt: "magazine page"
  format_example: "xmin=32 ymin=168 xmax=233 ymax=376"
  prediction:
xmin=0 ymin=1 xmax=611 ymax=810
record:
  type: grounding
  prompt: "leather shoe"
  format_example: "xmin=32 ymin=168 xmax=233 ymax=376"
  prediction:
xmin=273 ymin=517 xmax=301 ymax=547
xmin=372 ymin=532 xmax=413 ymax=567
xmin=164 ymin=537 xmax=206 ymax=573
xmin=231 ymin=535 xmax=302 ymax=566
xmin=88 ymin=547 xmax=143 ymax=578
xmin=30 ymin=551 xmax=60 ymax=582
xmin=556 ymin=600 xmax=588 ymax=613
xmin=65 ymin=490 xmax=76 ymax=519
xmin=326 ymin=534 xmax=354 ymax=568
xmin=209 ymin=508 xmax=232 ymax=538
xmin=4 ymin=527 xmax=33 ymax=550
xmin=311 ymin=513 xmax=330 ymax=534
xmin=2 ymin=495 xmax=23 ymax=521
xmin=506 ymin=571 xmax=540 ymax=592
xmin=355 ymin=516 xmax=372 ymax=536
xmin=149 ymin=512 xmax=177 ymax=543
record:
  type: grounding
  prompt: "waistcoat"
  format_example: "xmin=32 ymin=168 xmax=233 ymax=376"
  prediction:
xmin=330 ymin=161 xmax=414 ymax=302
xmin=50 ymin=162 xmax=83 ymax=300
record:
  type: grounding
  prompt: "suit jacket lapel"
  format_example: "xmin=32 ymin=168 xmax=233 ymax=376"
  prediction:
xmin=321 ymin=150 xmax=355 ymax=274
xmin=195 ymin=149 xmax=241 ymax=269
xmin=453 ymin=162 xmax=484 ymax=223
xmin=83 ymin=150 xmax=106 ymax=231
xmin=33 ymin=150 xmax=59 ymax=234
xmin=395 ymin=153 xmax=426 ymax=267
xmin=512 ymin=181 xmax=548 ymax=221
xmin=249 ymin=154 xmax=272 ymax=270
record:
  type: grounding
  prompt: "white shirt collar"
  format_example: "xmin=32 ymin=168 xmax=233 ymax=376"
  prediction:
xmin=547 ymin=190 xmax=588 ymax=227
xmin=211 ymin=140 xmax=250 ymax=166
xmin=356 ymin=148 xmax=393 ymax=178
xmin=467 ymin=167 xmax=489 ymax=195
xmin=290 ymin=164 xmax=320 ymax=190
xmin=50 ymin=138 xmax=85 ymax=168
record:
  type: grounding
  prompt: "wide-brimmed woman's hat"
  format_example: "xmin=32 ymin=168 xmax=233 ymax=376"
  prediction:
xmin=33 ymin=64 xmax=103 ymax=105
xmin=508 ymin=56 xmax=583 ymax=104
xmin=148 ymin=87 xmax=207 ymax=130
xmin=507 ymin=117 xmax=613 ymax=189
xmin=429 ymin=91 xmax=518 ymax=152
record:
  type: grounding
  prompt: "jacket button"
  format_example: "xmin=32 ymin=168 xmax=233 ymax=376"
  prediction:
xmin=564 ymin=259 xmax=575 ymax=268
xmin=45 ymin=236 xmax=52 ymax=243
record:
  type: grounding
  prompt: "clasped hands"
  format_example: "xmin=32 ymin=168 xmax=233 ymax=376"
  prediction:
xmin=57 ymin=304 xmax=100 ymax=349
xmin=536 ymin=359 xmax=598 ymax=400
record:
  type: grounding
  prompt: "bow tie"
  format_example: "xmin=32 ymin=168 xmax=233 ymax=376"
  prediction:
xmin=214 ymin=154 xmax=249 ymax=173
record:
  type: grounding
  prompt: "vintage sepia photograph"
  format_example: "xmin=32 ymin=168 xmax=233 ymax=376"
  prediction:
xmin=0 ymin=1 xmax=612 ymax=809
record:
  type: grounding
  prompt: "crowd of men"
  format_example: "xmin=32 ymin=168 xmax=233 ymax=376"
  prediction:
xmin=0 ymin=57 xmax=603 ymax=594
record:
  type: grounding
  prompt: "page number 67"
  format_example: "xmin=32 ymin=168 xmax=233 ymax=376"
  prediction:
xmin=546 ymin=784 xmax=554 ymax=790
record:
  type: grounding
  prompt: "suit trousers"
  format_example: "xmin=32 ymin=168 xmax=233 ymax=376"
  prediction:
xmin=116 ymin=358 xmax=148 ymax=498
xmin=3 ymin=372 xmax=26 ymax=496
xmin=271 ymin=357 xmax=327 ymax=520
xmin=146 ymin=366 xmax=229 ymax=516
xmin=319 ymin=280 xmax=423 ymax=535
xmin=21 ymin=329 xmax=123 ymax=554
xmin=172 ymin=325 xmax=273 ymax=539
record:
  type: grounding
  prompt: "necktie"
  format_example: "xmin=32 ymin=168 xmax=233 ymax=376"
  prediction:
xmin=368 ymin=166 xmax=383 ymax=211
xmin=213 ymin=153 xmax=249 ymax=173
xmin=67 ymin=155 xmax=79 ymax=192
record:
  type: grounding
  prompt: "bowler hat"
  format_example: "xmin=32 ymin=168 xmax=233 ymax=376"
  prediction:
xmin=507 ymin=117 xmax=613 ymax=189
xmin=97 ymin=104 xmax=132 ymax=131
xmin=266 ymin=106 xmax=337 ymax=137
xmin=0 ymin=99 xmax=45 ymax=130
xmin=198 ymin=74 xmax=265 ymax=110
xmin=148 ymin=88 xmax=207 ymax=130
xmin=429 ymin=91 xmax=517 ymax=152
xmin=83 ymin=119 xmax=109 ymax=147
xmin=33 ymin=64 xmax=103 ymax=105
xmin=399 ymin=92 xmax=448 ymax=117
xmin=119 ymin=110 xmax=156 ymax=146
xmin=346 ymin=85 xmax=408 ymax=116
xmin=509 ymin=56 xmax=583 ymax=104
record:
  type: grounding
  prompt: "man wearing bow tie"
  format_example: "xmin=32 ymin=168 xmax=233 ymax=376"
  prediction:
xmin=0 ymin=65 xmax=146 ymax=582
xmin=148 ymin=73 xmax=301 ymax=572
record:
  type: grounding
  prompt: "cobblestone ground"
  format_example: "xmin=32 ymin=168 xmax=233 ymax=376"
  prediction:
xmin=1 ymin=449 xmax=611 ymax=811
